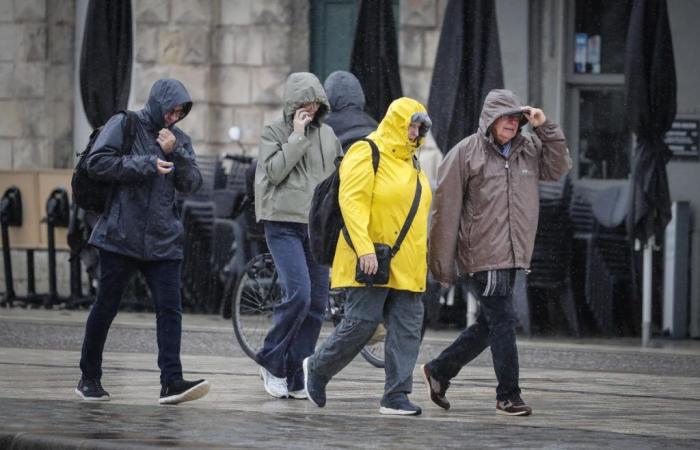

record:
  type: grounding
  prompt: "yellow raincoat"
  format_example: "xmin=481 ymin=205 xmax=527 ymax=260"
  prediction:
xmin=331 ymin=98 xmax=432 ymax=292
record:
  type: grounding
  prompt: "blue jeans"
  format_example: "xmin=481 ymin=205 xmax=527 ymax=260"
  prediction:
xmin=80 ymin=249 xmax=184 ymax=385
xmin=256 ymin=221 xmax=329 ymax=391
xmin=307 ymin=287 xmax=424 ymax=402
xmin=427 ymin=271 xmax=521 ymax=401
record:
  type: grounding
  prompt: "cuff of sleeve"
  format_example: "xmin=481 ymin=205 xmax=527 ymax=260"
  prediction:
xmin=288 ymin=131 xmax=307 ymax=144
xmin=172 ymin=145 xmax=188 ymax=162
xmin=355 ymin=240 xmax=375 ymax=257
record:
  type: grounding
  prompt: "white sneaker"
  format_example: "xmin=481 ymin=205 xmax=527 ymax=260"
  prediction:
xmin=288 ymin=389 xmax=308 ymax=399
xmin=260 ymin=367 xmax=288 ymax=398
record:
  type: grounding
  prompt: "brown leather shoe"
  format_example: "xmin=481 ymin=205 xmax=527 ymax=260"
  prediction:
xmin=421 ymin=363 xmax=450 ymax=410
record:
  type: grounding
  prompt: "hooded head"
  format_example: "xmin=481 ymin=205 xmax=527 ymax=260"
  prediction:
xmin=323 ymin=71 xmax=366 ymax=112
xmin=369 ymin=97 xmax=428 ymax=160
xmin=283 ymin=72 xmax=330 ymax=127
xmin=144 ymin=78 xmax=192 ymax=129
xmin=478 ymin=89 xmax=529 ymax=141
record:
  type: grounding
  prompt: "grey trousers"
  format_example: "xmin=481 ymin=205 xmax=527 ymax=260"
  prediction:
xmin=307 ymin=287 xmax=424 ymax=401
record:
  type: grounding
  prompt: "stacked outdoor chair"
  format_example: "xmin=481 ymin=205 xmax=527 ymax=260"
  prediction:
xmin=515 ymin=177 xmax=580 ymax=336
xmin=569 ymin=181 xmax=633 ymax=336
xmin=179 ymin=154 xmax=220 ymax=312
xmin=211 ymin=155 xmax=258 ymax=318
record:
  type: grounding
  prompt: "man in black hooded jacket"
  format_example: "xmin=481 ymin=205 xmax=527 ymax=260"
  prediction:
xmin=75 ymin=78 xmax=209 ymax=405
xmin=323 ymin=70 xmax=378 ymax=151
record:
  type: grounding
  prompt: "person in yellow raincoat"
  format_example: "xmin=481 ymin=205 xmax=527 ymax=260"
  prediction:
xmin=303 ymin=97 xmax=432 ymax=416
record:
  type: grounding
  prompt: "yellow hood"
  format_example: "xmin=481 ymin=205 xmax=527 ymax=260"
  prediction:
xmin=368 ymin=97 xmax=428 ymax=161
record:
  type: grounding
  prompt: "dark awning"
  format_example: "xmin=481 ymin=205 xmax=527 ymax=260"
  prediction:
xmin=350 ymin=0 xmax=403 ymax=122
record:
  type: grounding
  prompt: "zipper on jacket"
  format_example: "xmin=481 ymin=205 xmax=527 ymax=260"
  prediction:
xmin=505 ymin=157 xmax=516 ymax=264
xmin=318 ymin=131 xmax=326 ymax=171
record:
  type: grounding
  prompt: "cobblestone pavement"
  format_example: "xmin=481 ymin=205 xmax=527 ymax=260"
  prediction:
xmin=1 ymin=308 xmax=699 ymax=449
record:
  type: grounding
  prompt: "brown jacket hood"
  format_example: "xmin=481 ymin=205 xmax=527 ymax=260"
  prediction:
xmin=478 ymin=89 xmax=529 ymax=140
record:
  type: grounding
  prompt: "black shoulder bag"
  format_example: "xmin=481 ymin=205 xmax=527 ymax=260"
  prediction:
xmin=343 ymin=159 xmax=422 ymax=286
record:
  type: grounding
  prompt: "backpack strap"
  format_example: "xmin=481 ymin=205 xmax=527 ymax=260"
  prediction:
xmin=341 ymin=138 xmax=380 ymax=250
xmin=117 ymin=110 xmax=138 ymax=156
xmin=342 ymin=138 xmax=422 ymax=258
xmin=357 ymin=138 xmax=380 ymax=173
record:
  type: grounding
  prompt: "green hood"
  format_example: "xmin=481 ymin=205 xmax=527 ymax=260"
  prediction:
xmin=283 ymin=72 xmax=330 ymax=128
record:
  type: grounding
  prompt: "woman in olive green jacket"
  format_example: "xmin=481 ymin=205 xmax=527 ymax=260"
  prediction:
xmin=253 ymin=72 xmax=341 ymax=399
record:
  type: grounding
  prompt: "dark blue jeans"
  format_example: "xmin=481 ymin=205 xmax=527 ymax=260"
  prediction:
xmin=256 ymin=221 xmax=329 ymax=391
xmin=427 ymin=272 xmax=521 ymax=401
xmin=80 ymin=249 xmax=183 ymax=385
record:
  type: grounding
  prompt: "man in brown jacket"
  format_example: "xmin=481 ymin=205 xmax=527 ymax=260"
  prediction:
xmin=421 ymin=89 xmax=571 ymax=416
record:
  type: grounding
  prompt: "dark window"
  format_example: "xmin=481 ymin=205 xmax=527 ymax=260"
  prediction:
xmin=573 ymin=0 xmax=633 ymax=74
xmin=577 ymin=89 xmax=631 ymax=179
xmin=310 ymin=0 xmax=399 ymax=82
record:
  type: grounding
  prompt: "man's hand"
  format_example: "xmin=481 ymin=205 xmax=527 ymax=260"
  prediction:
xmin=292 ymin=108 xmax=313 ymax=135
xmin=521 ymin=106 xmax=546 ymax=127
xmin=156 ymin=158 xmax=174 ymax=175
xmin=157 ymin=128 xmax=177 ymax=154
xmin=359 ymin=253 xmax=378 ymax=275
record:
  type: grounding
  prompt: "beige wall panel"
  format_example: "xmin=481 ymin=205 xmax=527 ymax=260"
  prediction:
xmin=37 ymin=170 xmax=72 ymax=250
xmin=0 ymin=170 xmax=40 ymax=249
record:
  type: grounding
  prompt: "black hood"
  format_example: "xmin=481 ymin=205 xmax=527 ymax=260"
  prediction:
xmin=143 ymin=78 xmax=192 ymax=129
xmin=324 ymin=71 xmax=366 ymax=112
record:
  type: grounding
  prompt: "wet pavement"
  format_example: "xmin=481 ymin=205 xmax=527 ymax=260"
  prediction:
xmin=1 ymin=308 xmax=699 ymax=449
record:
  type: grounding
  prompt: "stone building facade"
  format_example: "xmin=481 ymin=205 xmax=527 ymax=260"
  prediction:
xmin=0 ymin=0 xmax=75 ymax=170
xmin=0 ymin=0 xmax=449 ymax=297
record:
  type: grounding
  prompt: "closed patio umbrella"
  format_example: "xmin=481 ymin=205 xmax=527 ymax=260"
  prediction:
xmin=427 ymin=0 xmax=504 ymax=154
xmin=350 ymin=0 xmax=403 ymax=122
xmin=624 ymin=0 xmax=676 ymax=344
xmin=80 ymin=0 xmax=133 ymax=129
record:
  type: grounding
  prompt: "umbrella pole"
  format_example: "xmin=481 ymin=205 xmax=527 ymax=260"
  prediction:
xmin=642 ymin=236 xmax=654 ymax=346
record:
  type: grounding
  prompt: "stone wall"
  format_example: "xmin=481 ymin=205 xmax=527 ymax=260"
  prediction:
xmin=131 ymin=0 xmax=298 ymax=158
xmin=0 ymin=0 xmax=75 ymax=170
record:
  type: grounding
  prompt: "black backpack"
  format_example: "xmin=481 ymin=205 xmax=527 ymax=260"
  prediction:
xmin=71 ymin=111 xmax=138 ymax=214
xmin=309 ymin=138 xmax=379 ymax=266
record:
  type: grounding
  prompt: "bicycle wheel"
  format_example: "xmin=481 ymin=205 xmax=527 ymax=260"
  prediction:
xmin=231 ymin=253 xmax=282 ymax=361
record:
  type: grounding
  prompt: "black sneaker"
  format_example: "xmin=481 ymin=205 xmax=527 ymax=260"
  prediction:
xmin=496 ymin=395 xmax=532 ymax=416
xmin=303 ymin=357 xmax=326 ymax=407
xmin=75 ymin=378 xmax=110 ymax=401
xmin=421 ymin=363 xmax=450 ymax=410
xmin=159 ymin=379 xmax=210 ymax=405
xmin=379 ymin=395 xmax=422 ymax=416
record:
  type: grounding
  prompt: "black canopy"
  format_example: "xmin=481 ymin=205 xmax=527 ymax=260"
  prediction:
xmin=80 ymin=0 xmax=133 ymax=129
xmin=624 ymin=0 xmax=676 ymax=243
xmin=350 ymin=0 xmax=403 ymax=122
xmin=427 ymin=0 xmax=504 ymax=154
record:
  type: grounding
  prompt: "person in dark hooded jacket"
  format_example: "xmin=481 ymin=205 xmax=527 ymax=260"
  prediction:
xmin=75 ymin=78 xmax=209 ymax=406
xmin=323 ymin=71 xmax=378 ymax=151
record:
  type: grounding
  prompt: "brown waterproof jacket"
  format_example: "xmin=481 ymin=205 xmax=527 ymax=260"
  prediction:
xmin=429 ymin=89 xmax=572 ymax=283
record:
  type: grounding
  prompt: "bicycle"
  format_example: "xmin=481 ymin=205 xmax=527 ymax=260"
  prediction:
xmin=230 ymin=252 xmax=422 ymax=368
